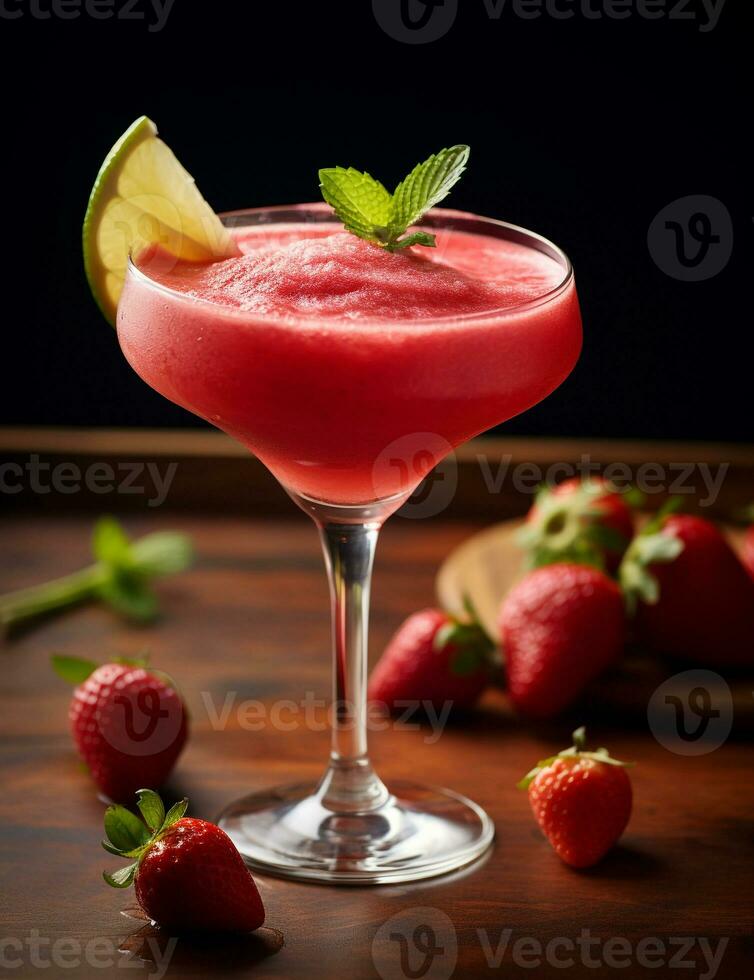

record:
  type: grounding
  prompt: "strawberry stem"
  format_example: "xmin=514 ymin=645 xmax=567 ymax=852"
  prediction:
xmin=571 ymin=726 xmax=587 ymax=751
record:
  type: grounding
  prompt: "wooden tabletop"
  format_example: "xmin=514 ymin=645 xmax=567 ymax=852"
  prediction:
xmin=1 ymin=506 xmax=752 ymax=979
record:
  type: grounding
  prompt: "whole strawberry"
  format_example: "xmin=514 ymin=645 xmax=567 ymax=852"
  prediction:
xmin=518 ymin=477 xmax=634 ymax=573
xmin=518 ymin=727 xmax=633 ymax=868
xmin=621 ymin=514 xmax=754 ymax=666
xmin=53 ymin=655 xmax=188 ymax=802
xmin=368 ymin=605 xmax=496 ymax=714
xmin=499 ymin=563 xmax=625 ymax=718
xmin=103 ymin=790 xmax=265 ymax=933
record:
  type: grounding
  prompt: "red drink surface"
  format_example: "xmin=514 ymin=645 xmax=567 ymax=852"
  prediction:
xmin=118 ymin=215 xmax=582 ymax=504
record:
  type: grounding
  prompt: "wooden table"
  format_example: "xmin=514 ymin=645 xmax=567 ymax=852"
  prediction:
xmin=1 ymin=432 xmax=753 ymax=979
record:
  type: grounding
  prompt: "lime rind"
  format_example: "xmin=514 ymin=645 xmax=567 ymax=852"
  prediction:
xmin=82 ymin=116 xmax=238 ymax=326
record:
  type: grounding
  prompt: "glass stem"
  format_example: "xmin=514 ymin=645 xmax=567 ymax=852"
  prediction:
xmin=316 ymin=520 xmax=390 ymax=813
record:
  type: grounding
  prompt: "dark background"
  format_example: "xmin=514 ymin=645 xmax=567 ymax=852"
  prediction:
xmin=2 ymin=0 xmax=750 ymax=441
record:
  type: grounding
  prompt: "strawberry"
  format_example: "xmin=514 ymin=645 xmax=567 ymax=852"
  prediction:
xmin=52 ymin=655 xmax=188 ymax=802
xmin=621 ymin=514 xmax=754 ymax=666
xmin=499 ymin=563 xmax=625 ymax=718
xmin=102 ymin=790 xmax=265 ymax=933
xmin=518 ymin=477 xmax=635 ymax=573
xmin=742 ymin=524 xmax=754 ymax=582
xmin=518 ymin=727 xmax=633 ymax=868
xmin=367 ymin=605 xmax=496 ymax=714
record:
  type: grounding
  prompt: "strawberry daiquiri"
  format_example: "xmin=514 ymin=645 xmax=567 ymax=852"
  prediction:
xmin=119 ymin=216 xmax=580 ymax=505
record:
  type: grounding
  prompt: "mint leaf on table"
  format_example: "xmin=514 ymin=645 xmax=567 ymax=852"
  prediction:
xmin=0 ymin=517 xmax=193 ymax=637
xmin=92 ymin=515 xmax=133 ymax=566
xmin=319 ymin=145 xmax=470 ymax=252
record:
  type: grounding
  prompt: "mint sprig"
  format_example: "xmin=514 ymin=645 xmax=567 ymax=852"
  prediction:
xmin=0 ymin=517 xmax=192 ymax=635
xmin=319 ymin=145 xmax=470 ymax=252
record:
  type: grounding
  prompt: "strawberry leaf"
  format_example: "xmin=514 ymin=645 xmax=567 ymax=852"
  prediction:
xmin=517 ymin=727 xmax=633 ymax=789
xmin=50 ymin=654 xmax=98 ymax=685
xmin=104 ymin=805 xmax=150 ymax=852
xmin=103 ymin=862 xmax=138 ymax=889
xmin=162 ymin=797 xmax=189 ymax=830
xmin=588 ymin=524 xmax=629 ymax=552
xmin=619 ymin=527 xmax=684 ymax=615
xmin=623 ymin=486 xmax=646 ymax=510
xmin=451 ymin=646 xmax=484 ymax=677
xmin=101 ymin=839 xmax=145 ymax=859
xmin=136 ymin=789 xmax=165 ymax=832
xmin=114 ymin=653 xmax=150 ymax=668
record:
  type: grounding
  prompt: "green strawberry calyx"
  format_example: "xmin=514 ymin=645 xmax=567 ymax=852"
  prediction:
xmin=516 ymin=726 xmax=634 ymax=790
xmin=102 ymin=789 xmax=188 ymax=889
xmin=434 ymin=596 xmax=500 ymax=677
xmin=618 ymin=498 xmax=685 ymax=616
xmin=51 ymin=653 xmax=150 ymax=685
xmin=516 ymin=479 xmax=635 ymax=573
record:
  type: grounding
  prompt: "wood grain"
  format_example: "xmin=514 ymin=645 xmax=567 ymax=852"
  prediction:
xmin=2 ymin=427 xmax=753 ymax=521
xmin=1 ymin=508 xmax=752 ymax=979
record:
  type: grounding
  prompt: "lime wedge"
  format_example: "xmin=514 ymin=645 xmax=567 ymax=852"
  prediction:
xmin=83 ymin=116 xmax=240 ymax=326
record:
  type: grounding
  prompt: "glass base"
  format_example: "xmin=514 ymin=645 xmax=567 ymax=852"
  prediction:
xmin=217 ymin=779 xmax=494 ymax=885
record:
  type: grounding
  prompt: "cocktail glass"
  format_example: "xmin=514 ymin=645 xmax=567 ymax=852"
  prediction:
xmin=117 ymin=205 xmax=582 ymax=883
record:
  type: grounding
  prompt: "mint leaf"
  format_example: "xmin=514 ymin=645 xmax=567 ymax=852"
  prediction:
xmin=93 ymin=516 xmax=133 ymax=566
xmin=50 ymin=654 xmax=97 ymax=685
xmin=1 ymin=519 xmax=193 ymax=635
xmin=318 ymin=167 xmax=392 ymax=245
xmin=389 ymin=145 xmax=470 ymax=240
xmin=99 ymin=572 xmax=158 ymax=622
xmin=319 ymin=145 xmax=470 ymax=252
xmin=130 ymin=531 xmax=193 ymax=577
